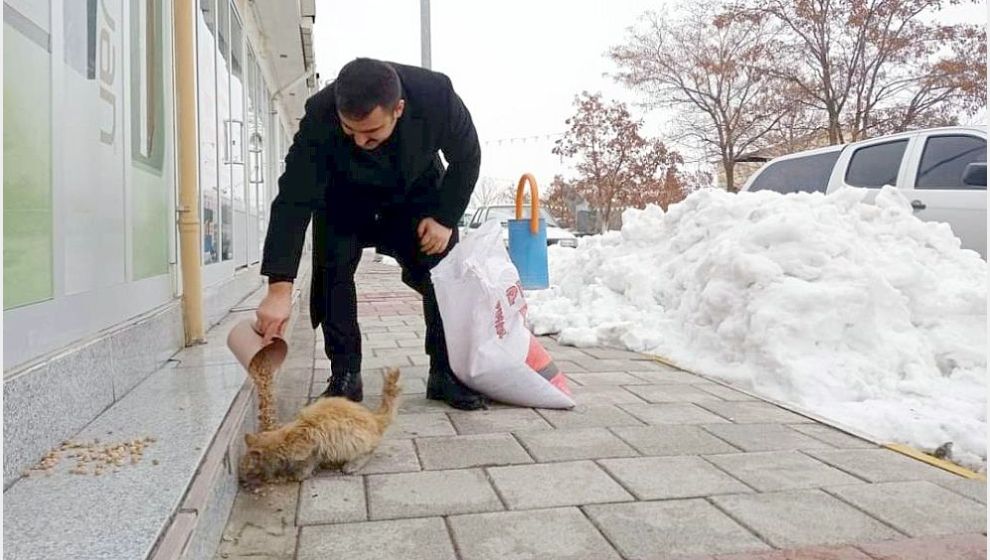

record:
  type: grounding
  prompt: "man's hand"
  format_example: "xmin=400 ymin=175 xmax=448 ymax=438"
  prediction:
xmin=257 ymin=282 xmax=293 ymax=344
xmin=417 ymin=218 xmax=453 ymax=255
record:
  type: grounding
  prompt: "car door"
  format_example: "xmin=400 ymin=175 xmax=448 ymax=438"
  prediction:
xmin=900 ymin=131 xmax=987 ymax=257
xmin=828 ymin=135 xmax=914 ymax=205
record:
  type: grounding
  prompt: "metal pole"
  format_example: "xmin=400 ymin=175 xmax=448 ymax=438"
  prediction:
xmin=420 ymin=0 xmax=431 ymax=69
xmin=173 ymin=0 xmax=205 ymax=345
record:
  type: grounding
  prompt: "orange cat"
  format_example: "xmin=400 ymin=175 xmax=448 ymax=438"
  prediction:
xmin=239 ymin=368 xmax=401 ymax=487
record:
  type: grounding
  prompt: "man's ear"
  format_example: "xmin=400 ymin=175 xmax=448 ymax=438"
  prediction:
xmin=393 ymin=99 xmax=406 ymax=119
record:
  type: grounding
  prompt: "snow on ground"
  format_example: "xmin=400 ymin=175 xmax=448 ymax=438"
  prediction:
xmin=527 ymin=186 xmax=988 ymax=469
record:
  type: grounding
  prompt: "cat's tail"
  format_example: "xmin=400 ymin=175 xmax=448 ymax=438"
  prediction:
xmin=374 ymin=368 xmax=401 ymax=431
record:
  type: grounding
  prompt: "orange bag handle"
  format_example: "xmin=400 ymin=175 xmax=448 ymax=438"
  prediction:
xmin=514 ymin=173 xmax=540 ymax=234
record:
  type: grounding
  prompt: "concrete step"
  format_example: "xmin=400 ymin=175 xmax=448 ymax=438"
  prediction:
xmin=3 ymin=326 xmax=247 ymax=559
xmin=3 ymin=271 xmax=312 ymax=560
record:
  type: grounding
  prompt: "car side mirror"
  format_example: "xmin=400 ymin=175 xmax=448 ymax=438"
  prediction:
xmin=470 ymin=222 xmax=481 ymax=229
xmin=962 ymin=162 xmax=986 ymax=187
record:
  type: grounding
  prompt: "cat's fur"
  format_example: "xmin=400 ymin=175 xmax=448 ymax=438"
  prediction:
xmin=238 ymin=368 xmax=401 ymax=487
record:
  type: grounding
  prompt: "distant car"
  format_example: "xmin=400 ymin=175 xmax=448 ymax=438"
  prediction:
xmin=457 ymin=211 xmax=473 ymax=238
xmin=466 ymin=205 xmax=578 ymax=248
xmin=740 ymin=126 xmax=987 ymax=257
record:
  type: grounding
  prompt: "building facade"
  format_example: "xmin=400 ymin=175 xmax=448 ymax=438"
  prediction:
xmin=3 ymin=0 xmax=316 ymax=485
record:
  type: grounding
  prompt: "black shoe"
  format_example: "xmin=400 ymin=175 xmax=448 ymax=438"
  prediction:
xmin=426 ymin=369 xmax=489 ymax=410
xmin=320 ymin=371 xmax=364 ymax=402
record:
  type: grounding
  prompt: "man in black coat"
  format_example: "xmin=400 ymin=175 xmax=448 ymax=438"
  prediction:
xmin=256 ymin=58 xmax=488 ymax=410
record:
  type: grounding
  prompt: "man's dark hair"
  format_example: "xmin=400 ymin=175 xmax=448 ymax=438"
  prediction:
xmin=334 ymin=58 xmax=402 ymax=119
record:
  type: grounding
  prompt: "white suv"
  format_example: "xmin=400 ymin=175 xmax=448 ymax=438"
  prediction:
xmin=741 ymin=126 xmax=987 ymax=257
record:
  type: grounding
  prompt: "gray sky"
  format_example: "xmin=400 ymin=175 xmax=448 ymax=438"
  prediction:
xmin=313 ymin=0 xmax=988 ymax=189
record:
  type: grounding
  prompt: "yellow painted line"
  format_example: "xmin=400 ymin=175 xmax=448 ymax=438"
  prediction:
xmin=884 ymin=443 xmax=987 ymax=480
xmin=649 ymin=355 xmax=699 ymax=375
xmin=649 ymin=355 xmax=987 ymax=481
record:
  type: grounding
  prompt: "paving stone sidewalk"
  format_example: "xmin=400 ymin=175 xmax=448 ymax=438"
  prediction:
xmin=216 ymin=254 xmax=987 ymax=560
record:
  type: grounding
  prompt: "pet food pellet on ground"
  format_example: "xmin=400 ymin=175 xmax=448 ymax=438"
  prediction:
xmin=25 ymin=437 xmax=158 ymax=477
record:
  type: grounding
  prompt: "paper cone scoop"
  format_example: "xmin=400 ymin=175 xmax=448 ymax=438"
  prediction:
xmin=227 ymin=319 xmax=288 ymax=372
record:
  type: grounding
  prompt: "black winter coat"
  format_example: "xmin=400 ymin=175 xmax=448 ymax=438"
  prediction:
xmin=260 ymin=62 xmax=481 ymax=327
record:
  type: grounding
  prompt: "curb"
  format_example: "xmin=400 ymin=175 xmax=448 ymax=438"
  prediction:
xmin=884 ymin=443 xmax=987 ymax=481
xmin=149 ymin=264 xmax=313 ymax=560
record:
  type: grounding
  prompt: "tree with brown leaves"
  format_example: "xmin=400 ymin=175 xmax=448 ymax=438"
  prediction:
xmin=609 ymin=3 xmax=791 ymax=192
xmin=552 ymin=92 xmax=687 ymax=232
xmin=541 ymin=175 xmax=579 ymax=229
xmin=741 ymin=0 xmax=987 ymax=143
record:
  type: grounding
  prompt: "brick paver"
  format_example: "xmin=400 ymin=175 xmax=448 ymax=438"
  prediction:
xmin=856 ymin=533 xmax=988 ymax=560
xmin=415 ymin=433 xmax=533 ymax=470
xmin=611 ymin=424 xmax=741 ymax=455
xmin=825 ymin=481 xmax=987 ymax=537
xmin=487 ymin=460 xmax=633 ymax=509
xmin=514 ymin=427 xmax=638 ymax=462
xmin=537 ymin=404 xmax=644 ymax=429
xmin=705 ymin=451 xmax=864 ymax=492
xmin=216 ymin=254 xmax=988 ymax=560
xmin=366 ymin=468 xmax=503 ymax=520
xmin=296 ymin=477 xmax=366 ymax=525
xmin=297 ymin=517 xmax=457 ymax=560
xmin=585 ymin=499 xmax=772 ymax=558
xmin=710 ymin=490 xmax=904 ymax=548
xmin=448 ymin=507 xmax=622 ymax=560
xmin=598 ymin=455 xmax=752 ymax=500
xmin=804 ymin=449 xmax=963 ymax=483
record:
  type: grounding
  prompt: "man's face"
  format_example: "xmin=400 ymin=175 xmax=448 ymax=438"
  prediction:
xmin=339 ymin=100 xmax=405 ymax=150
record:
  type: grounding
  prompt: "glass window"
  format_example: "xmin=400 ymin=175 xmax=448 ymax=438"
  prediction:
xmin=4 ymin=7 xmax=53 ymax=308
xmin=130 ymin=0 xmax=172 ymax=280
xmin=748 ymin=151 xmax=841 ymax=194
xmin=60 ymin=0 xmax=127 ymax=295
xmin=245 ymin=47 xmax=264 ymax=264
xmin=257 ymin=70 xmax=270 ymax=260
xmin=845 ymin=140 xmax=908 ymax=188
xmin=469 ymin=208 xmax=484 ymax=227
xmin=217 ymin=0 xmax=233 ymax=262
xmin=197 ymin=0 xmax=220 ymax=264
xmin=916 ymin=135 xmax=987 ymax=190
xmin=229 ymin=9 xmax=247 ymax=265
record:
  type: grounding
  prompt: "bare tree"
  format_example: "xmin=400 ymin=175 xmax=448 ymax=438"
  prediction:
xmin=553 ymin=92 xmax=687 ymax=232
xmin=742 ymin=0 xmax=987 ymax=143
xmin=609 ymin=3 xmax=791 ymax=192
xmin=470 ymin=176 xmax=512 ymax=209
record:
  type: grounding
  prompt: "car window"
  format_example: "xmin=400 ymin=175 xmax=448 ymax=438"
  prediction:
xmin=484 ymin=207 xmax=515 ymax=223
xmin=748 ymin=151 xmax=841 ymax=194
xmin=916 ymin=135 xmax=987 ymax=190
xmin=483 ymin=206 xmax=560 ymax=227
xmin=845 ymin=140 xmax=908 ymax=188
xmin=469 ymin=209 xmax=484 ymax=227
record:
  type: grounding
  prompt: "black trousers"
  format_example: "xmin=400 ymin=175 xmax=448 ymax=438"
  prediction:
xmin=320 ymin=216 xmax=458 ymax=377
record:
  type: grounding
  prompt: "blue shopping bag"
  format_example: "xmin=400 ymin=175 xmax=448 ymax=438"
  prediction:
xmin=507 ymin=173 xmax=549 ymax=289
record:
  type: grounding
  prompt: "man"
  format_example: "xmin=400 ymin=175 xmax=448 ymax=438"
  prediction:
xmin=256 ymin=58 xmax=488 ymax=410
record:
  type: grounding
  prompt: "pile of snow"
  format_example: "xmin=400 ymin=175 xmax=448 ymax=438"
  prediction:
xmin=528 ymin=186 xmax=987 ymax=469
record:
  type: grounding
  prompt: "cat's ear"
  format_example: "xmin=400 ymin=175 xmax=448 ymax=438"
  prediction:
xmin=244 ymin=433 xmax=259 ymax=446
